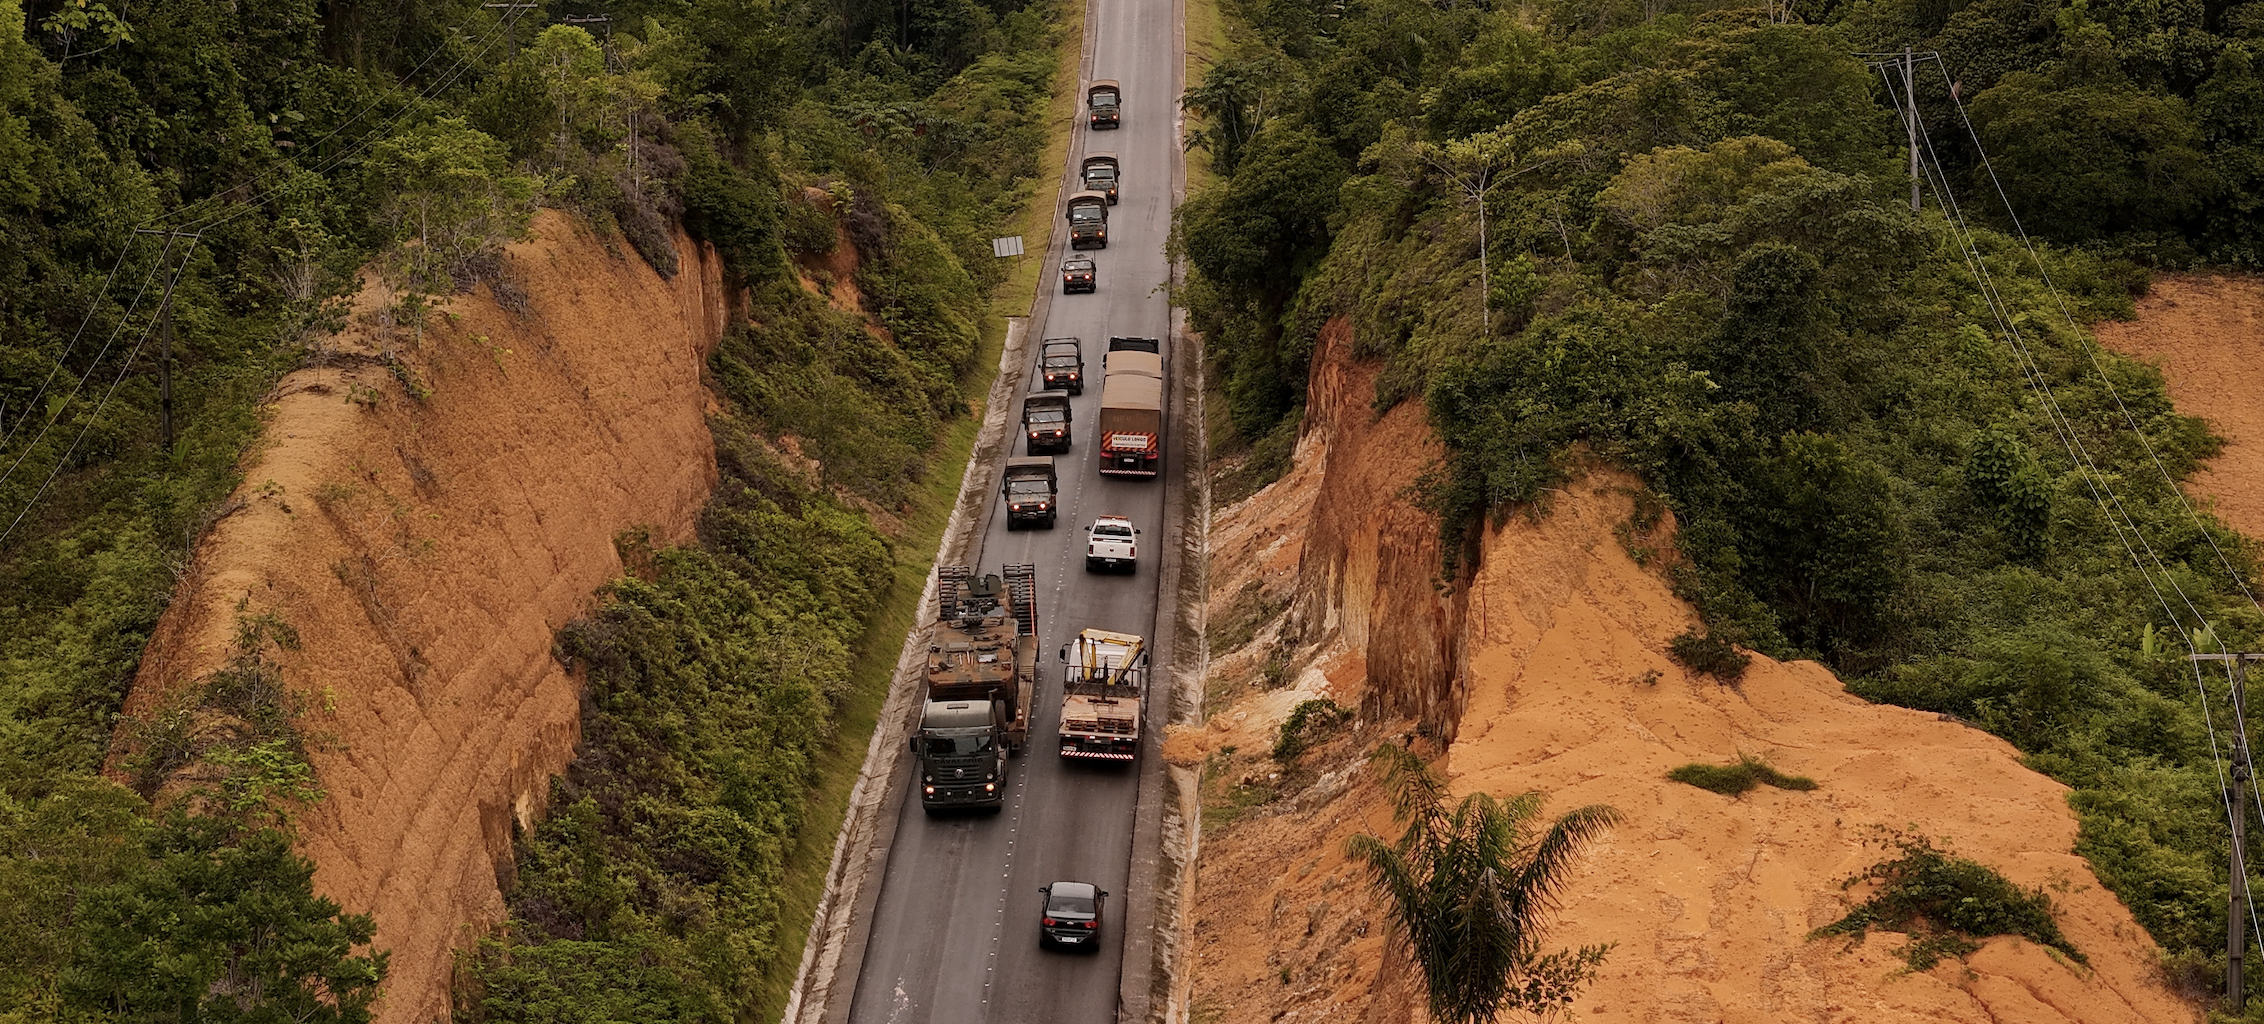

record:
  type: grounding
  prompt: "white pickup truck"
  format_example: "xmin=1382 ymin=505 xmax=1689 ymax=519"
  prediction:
xmin=1084 ymin=516 xmax=1140 ymax=573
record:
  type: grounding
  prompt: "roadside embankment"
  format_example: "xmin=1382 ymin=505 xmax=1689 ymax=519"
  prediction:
xmin=1179 ymin=315 xmax=2197 ymax=1024
xmin=122 ymin=210 xmax=727 ymax=1024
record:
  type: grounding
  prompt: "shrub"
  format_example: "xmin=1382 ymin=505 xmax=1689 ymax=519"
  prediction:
xmin=1667 ymin=754 xmax=1817 ymax=796
xmin=1668 ymin=629 xmax=1752 ymax=684
xmin=1272 ymin=698 xmax=1352 ymax=763
xmin=1813 ymin=830 xmax=2084 ymax=970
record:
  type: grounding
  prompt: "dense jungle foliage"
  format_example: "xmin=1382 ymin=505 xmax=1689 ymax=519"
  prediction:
xmin=1177 ymin=0 xmax=2264 ymax=998
xmin=0 ymin=0 xmax=1058 ymax=1015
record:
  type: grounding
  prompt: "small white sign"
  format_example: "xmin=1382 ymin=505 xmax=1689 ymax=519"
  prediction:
xmin=992 ymin=235 xmax=1025 ymax=258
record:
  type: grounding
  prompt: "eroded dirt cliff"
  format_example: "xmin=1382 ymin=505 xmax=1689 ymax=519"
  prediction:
xmin=1181 ymin=317 xmax=2197 ymax=1024
xmin=124 ymin=210 xmax=728 ymax=1024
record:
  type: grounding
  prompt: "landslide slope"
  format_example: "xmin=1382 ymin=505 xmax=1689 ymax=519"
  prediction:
xmin=1183 ymin=321 xmax=2194 ymax=1024
xmin=2094 ymin=274 xmax=2264 ymax=540
xmin=124 ymin=210 xmax=727 ymax=1024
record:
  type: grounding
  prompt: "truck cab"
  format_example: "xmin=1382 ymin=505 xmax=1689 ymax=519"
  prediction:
xmin=1041 ymin=338 xmax=1086 ymax=394
xmin=1002 ymin=455 xmax=1058 ymax=529
xmin=1084 ymin=516 xmax=1139 ymax=573
xmin=1087 ymin=80 xmax=1121 ymax=129
xmin=913 ymin=699 xmax=1008 ymax=814
xmin=1067 ymin=191 xmax=1108 ymax=249
xmin=1080 ymin=153 xmax=1119 ymax=204
xmin=1023 ymin=392 xmax=1073 ymax=455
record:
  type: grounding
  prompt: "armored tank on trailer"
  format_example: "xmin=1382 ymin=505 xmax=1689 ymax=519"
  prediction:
xmin=913 ymin=565 xmax=1040 ymax=814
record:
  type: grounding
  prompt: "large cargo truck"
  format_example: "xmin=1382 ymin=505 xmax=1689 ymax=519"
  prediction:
xmin=1057 ymin=629 xmax=1146 ymax=761
xmin=913 ymin=565 xmax=1039 ymax=814
xmin=1098 ymin=337 xmax=1163 ymax=478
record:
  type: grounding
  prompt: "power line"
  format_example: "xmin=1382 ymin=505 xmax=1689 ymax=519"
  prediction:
xmin=0 ymin=1 xmax=542 ymax=543
xmin=1878 ymin=56 xmax=2264 ymax=1002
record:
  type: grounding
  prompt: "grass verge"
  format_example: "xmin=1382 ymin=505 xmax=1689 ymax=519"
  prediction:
xmin=1183 ymin=0 xmax=1230 ymax=197
xmin=747 ymin=2 xmax=1086 ymax=1016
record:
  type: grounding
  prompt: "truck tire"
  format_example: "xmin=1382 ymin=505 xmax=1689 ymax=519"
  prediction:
xmin=1047 ymin=512 xmax=1058 ymax=529
xmin=1085 ymin=556 xmax=1101 ymax=572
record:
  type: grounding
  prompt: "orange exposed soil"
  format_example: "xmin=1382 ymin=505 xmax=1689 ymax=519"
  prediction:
xmin=1184 ymin=318 xmax=2198 ymax=1024
xmin=2093 ymin=273 xmax=2264 ymax=541
xmin=124 ymin=210 xmax=729 ymax=1024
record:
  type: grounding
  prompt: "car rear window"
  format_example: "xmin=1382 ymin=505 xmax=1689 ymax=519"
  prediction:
xmin=1048 ymin=895 xmax=1097 ymax=915
xmin=1094 ymin=524 xmax=1131 ymax=537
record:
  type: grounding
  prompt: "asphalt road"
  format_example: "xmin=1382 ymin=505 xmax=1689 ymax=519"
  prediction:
xmin=843 ymin=1 xmax=1183 ymax=1021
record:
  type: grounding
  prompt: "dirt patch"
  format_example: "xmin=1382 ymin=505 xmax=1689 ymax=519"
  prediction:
xmin=2092 ymin=273 xmax=2264 ymax=541
xmin=1447 ymin=471 xmax=2188 ymax=1024
xmin=1187 ymin=324 xmax=2198 ymax=1024
xmin=123 ymin=210 xmax=730 ymax=1024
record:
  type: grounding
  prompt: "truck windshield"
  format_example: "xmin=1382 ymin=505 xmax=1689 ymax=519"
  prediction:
xmin=1007 ymin=480 xmax=1051 ymax=495
xmin=1070 ymin=207 xmax=1102 ymax=222
xmin=924 ymin=732 xmax=994 ymax=755
xmin=1045 ymin=354 xmax=1078 ymax=366
xmin=1091 ymin=91 xmax=1118 ymax=106
xmin=1086 ymin=170 xmax=1115 ymax=183
xmin=1028 ymin=407 xmax=1066 ymax=423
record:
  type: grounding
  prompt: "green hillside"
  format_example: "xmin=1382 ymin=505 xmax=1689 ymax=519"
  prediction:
xmin=1179 ymin=0 xmax=2264 ymax=1001
xmin=0 ymin=0 xmax=1061 ymax=1017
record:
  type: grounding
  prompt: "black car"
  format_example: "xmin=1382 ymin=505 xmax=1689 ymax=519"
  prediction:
xmin=1061 ymin=257 xmax=1096 ymax=294
xmin=1038 ymin=881 xmax=1107 ymax=949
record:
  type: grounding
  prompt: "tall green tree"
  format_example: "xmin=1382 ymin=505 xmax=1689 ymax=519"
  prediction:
xmin=1348 ymin=746 xmax=1620 ymax=1024
xmin=363 ymin=117 xmax=535 ymax=347
xmin=61 ymin=815 xmax=387 ymax=1023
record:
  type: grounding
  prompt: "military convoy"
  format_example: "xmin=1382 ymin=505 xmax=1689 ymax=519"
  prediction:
xmin=901 ymin=72 xmax=1174 ymax=965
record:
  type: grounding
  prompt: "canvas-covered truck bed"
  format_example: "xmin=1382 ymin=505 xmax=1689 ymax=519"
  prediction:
xmin=1100 ymin=364 xmax=1168 ymax=480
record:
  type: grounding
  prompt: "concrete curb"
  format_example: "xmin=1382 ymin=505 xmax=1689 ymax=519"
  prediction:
xmin=784 ymin=5 xmax=1097 ymax=1021
xmin=785 ymin=312 xmax=1035 ymax=1024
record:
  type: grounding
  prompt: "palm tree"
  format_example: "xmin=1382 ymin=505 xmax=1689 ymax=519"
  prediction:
xmin=1347 ymin=745 xmax=1621 ymax=1024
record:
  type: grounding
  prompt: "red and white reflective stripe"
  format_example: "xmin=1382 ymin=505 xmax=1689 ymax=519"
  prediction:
xmin=1059 ymin=749 xmax=1137 ymax=760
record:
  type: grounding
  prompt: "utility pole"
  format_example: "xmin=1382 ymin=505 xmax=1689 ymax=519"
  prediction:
xmin=1905 ymin=45 xmax=1921 ymax=214
xmin=483 ymin=3 xmax=540 ymax=54
xmin=134 ymin=229 xmax=202 ymax=452
xmin=2196 ymin=651 xmax=2264 ymax=1011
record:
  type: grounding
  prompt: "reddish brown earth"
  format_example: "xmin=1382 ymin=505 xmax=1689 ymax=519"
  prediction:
xmin=2093 ymin=273 xmax=2264 ymax=541
xmin=1180 ymin=317 xmax=2200 ymax=1024
xmin=124 ymin=211 xmax=729 ymax=1024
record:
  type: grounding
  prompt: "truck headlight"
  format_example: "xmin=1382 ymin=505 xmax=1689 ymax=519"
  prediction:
xmin=984 ymin=782 xmax=996 ymax=792
xmin=924 ymin=785 xmax=935 ymax=795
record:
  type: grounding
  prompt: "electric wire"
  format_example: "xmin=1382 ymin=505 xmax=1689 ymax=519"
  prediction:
xmin=0 ymin=240 xmax=172 ymax=495
xmin=1879 ymin=57 xmax=2264 ymax=935
xmin=0 ymin=3 xmax=537 ymax=539
xmin=0 ymin=237 xmax=202 ymax=548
